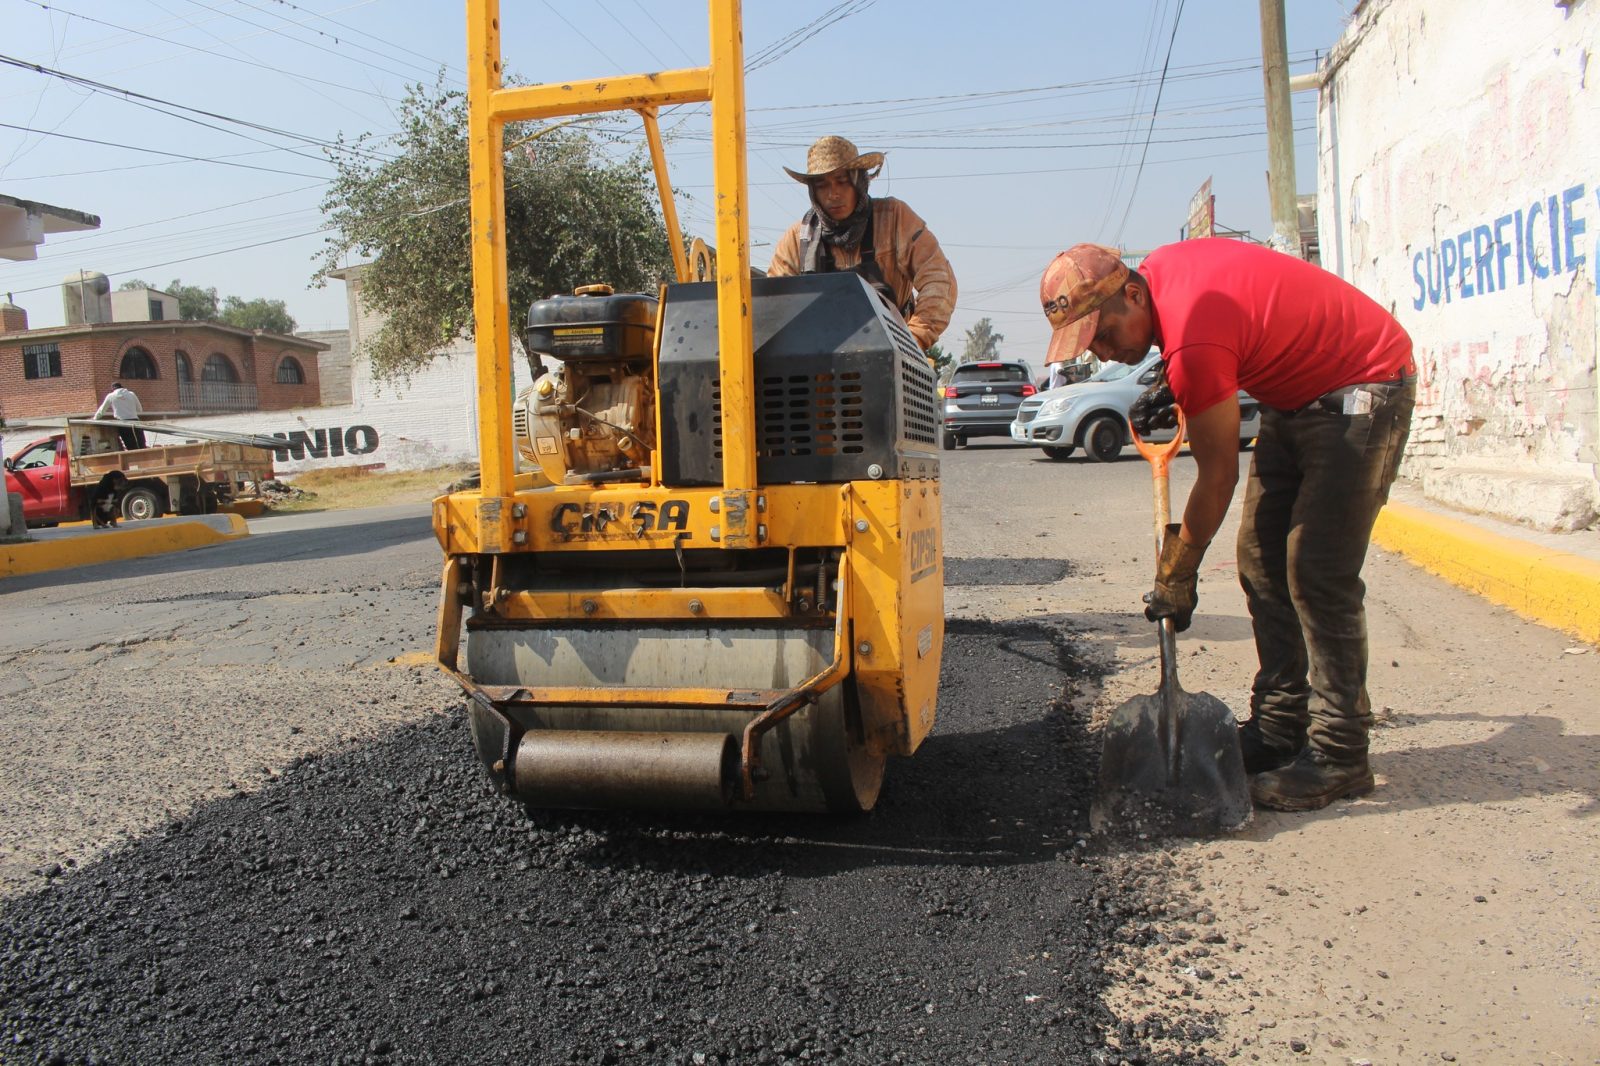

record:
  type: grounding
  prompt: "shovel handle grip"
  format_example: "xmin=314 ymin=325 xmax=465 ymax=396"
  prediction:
xmin=1131 ymin=408 xmax=1186 ymax=551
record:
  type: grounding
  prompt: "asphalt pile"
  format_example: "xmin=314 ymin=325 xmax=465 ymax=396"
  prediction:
xmin=258 ymin=479 xmax=317 ymax=506
xmin=1 ymin=620 xmax=1217 ymax=1066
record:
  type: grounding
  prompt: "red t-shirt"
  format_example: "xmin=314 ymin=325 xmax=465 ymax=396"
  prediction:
xmin=1140 ymin=238 xmax=1413 ymax=413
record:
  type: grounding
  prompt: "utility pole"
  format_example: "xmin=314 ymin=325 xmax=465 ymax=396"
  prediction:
xmin=1259 ymin=0 xmax=1299 ymax=255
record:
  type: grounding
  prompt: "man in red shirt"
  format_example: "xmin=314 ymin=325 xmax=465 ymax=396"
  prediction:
xmin=1038 ymin=239 xmax=1415 ymax=812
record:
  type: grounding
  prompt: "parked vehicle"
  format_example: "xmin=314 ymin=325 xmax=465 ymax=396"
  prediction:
xmin=940 ymin=360 xmax=1037 ymax=450
xmin=1010 ymin=351 xmax=1261 ymax=462
xmin=3 ymin=419 xmax=276 ymax=527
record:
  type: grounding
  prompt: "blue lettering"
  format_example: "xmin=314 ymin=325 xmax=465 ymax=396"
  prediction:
xmin=1440 ymin=239 xmax=1458 ymax=301
xmin=1561 ymin=184 xmax=1586 ymax=271
xmin=1493 ymin=215 xmax=1513 ymax=290
xmin=1549 ymin=194 xmax=1562 ymax=273
xmin=1527 ymin=200 xmax=1549 ymax=278
xmin=1457 ymin=231 xmax=1475 ymax=298
xmin=1473 ymin=225 xmax=1495 ymax=295
xmin=1411 ymin=252 xmax=1426 ymax=311
xmin=1426 ymin=246 xmax=1443 ymax=305
xmin=1513 ymin=208 xmax=1526 ymax=285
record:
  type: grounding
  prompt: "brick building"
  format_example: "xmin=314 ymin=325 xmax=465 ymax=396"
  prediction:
xmin=0 ymin=299 xmax=325 ymax=421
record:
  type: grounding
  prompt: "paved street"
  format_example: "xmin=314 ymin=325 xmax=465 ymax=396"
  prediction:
xmin=2 ymin=449 xmax=1597 ymax=1064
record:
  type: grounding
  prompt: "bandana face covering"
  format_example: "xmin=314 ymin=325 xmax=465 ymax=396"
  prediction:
xmin=809 ymin=170 xmax=872 ymax=249
xmin=799 ymin=170 xmax=872 ymax=273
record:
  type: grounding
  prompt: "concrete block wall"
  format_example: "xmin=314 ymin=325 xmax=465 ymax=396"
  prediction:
xmin=298 ymin=328 xmax=352 ymax=405
xmin=1316 ymin=0 xmax=1599 ymax=529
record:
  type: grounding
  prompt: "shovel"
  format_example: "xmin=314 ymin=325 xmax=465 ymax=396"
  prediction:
xmin=1091 ymin=413 xmax=1252 ymax=836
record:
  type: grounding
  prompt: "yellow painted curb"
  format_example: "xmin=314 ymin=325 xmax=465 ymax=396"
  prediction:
xmin=1372 ymin=501 xmax=1600 ymax=645
xmin=0 ymin=513 xmax=249 ymax=578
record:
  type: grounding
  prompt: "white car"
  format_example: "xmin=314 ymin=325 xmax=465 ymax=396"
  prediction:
xmin=1010 ymin=351 xmax=1261 ymax=462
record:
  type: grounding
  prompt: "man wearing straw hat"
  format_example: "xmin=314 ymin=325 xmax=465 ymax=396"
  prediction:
xmin=1038 ymin=239 xmax=1415 ymax=812
xmin=768 ymin=136 xmax=957 ymax=352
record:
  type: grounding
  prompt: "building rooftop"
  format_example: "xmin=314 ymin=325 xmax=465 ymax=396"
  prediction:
xmin=0 ymin=195 xmax=101 ymax=261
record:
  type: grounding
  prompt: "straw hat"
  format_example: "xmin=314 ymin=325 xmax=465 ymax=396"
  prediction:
xmin=783 ymin=136 xmax=885 ymax=182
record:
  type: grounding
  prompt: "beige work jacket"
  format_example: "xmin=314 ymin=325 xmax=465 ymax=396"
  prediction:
xmin=767 ymin=197 xmax=957 ymax=351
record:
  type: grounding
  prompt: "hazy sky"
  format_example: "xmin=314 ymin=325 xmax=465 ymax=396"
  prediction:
xmin=0 ymin=0 xmax=1356 ymax=370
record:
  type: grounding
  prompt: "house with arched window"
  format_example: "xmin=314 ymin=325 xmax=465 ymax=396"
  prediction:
xmin=0 ymin=292 xmax=325 ymax=420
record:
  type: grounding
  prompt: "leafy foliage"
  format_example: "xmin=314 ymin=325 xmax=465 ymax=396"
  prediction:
xmin=960 ymin=317 xmax=1004 ymax=363
xmin=926 ymin=341 xmax=956 ymax=381
xmin=115 ymin=278 xmax=228 ymax=323
xmin=219 ymin=295 xmax=296 ymax=334
xmin=315 ymin=80 xmax=676 ymax=379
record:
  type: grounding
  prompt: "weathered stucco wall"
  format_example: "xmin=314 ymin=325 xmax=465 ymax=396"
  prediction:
xmin=1317 ymin=0 xmax=1600 ymax=529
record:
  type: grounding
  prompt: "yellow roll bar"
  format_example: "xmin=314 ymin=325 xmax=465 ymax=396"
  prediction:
xmin=464 ymin=0 xmax=758 ymax=548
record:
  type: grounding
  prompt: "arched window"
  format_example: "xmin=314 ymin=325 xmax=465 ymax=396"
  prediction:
xmin=175 ymin=351 xmax=192 ymax=382
xmin=275 ymin=356 xmax=305 ymax=385
xmin=119 ymin=346 xmax=158 ymax=380
xmin=202 ymin=353 xmax=239 ymax=382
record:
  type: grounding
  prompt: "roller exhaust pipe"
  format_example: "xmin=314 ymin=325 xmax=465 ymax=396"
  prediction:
xmin=511 ymin=730 xmax=738 ymax=809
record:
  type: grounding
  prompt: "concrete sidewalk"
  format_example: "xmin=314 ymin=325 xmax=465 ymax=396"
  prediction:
xmin=1373 ymin=480 xmax=1600 ymax=645
xmin=0 ymin=513 xmax=249 ymax=578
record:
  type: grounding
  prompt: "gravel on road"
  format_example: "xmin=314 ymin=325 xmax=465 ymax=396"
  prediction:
xmin=0 ymin=613 xmax=1218 ymax=1066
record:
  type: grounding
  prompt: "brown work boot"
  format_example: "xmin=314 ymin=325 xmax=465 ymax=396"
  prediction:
xmin=1238 ymin=718 xmax=1303 ymax=775
xmin=1250 ymin=748 xmax=1374 ymax=812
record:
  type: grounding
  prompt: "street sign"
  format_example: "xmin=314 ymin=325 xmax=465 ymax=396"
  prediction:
xmin=1186 ymin=177 xmax=1215 ymax=240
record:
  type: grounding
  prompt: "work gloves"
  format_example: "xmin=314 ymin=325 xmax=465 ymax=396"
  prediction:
xmin=1129 ymin=370 xmax=1179 ymax=436
xmin=1145 ymin=523 xmax=1205 ymax=632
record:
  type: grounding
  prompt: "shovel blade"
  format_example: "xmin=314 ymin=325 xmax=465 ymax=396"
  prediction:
xmin=1092 ymin=687 xmax=1253 ymax=836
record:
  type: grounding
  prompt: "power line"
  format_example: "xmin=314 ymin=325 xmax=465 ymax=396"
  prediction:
xmin=593 ymin=0 xmax=671 ymax=69
xmin=2 ymin=226 xmax=332 ymax=299
xmin=628 ymin=0 xmax=697 ymax=65
xmin=746 ymin=1 xmax=877 ymax=73
xmin=1111 ymin=0 xmax=1188 ymax=244
xmin=0 ymin=120 xmax=330 ymax=178
xmin=9 ymin=0 xmax=398 ymax=103
xmin=250 ymin=0 xmax=465 ymax=77
xmin=540 ymin=1 xmax=627 ymax=70
xmin=171 ymin=0 xmax=425 ymax=84
xmin=0 ymin=52 xmax=396 ymax=164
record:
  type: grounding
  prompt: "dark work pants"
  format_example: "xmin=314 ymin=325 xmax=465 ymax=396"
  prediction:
xmin=116 ymin=427 xmax=147 ymax=449
xmin=1236 ymin=378 xmax=1415 ymax=762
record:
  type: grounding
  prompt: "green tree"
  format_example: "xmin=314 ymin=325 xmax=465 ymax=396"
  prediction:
xmin=164 ymin=279 xmax=221 ymax=321
xmin=960 ymin=317 xmax=1004 ymax=363
xmin=926 ymin=341 xmax=956 ymax=381
xmin=315 ymin=80 xmax=675 ymax=379
xmin=116 ymin=277 xmax=224 ymax=321
xmin=219 ymin=295 xmax=296 ymax=334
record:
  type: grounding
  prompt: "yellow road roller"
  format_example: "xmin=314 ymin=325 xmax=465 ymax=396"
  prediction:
xmin=433 ymin=0 xmax=943 ymax=812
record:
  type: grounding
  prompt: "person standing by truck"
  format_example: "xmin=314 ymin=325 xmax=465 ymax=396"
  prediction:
xmin=93 ymin=383 xmax=146 ymax=449
xmin=1038 ymin=239 xmax=1414 ymax=812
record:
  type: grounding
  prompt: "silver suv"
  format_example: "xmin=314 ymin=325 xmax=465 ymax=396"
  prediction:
xmin=1010 ymin=352 xmax=1261 ymax=461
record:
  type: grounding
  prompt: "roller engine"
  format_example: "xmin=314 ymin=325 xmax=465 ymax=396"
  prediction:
xmin=516 ymin=285 xmax=657 ymax=486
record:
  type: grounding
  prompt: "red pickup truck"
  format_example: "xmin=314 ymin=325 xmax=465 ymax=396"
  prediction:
xmin=4 ymin=420 xmax=275 ymax=527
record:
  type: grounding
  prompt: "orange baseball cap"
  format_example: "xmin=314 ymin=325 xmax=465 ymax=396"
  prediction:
xmin=1039 ymin=243 xmax=1130 ymax=364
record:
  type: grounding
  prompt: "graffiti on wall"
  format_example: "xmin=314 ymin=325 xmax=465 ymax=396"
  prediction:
xmin=269 ymin=425 xmax=380 ymax=463
xmin=1408 ymin=182 xmax=1596 ymax=309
